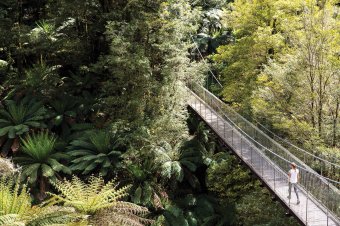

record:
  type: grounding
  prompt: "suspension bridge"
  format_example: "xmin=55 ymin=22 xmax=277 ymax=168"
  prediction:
xmin=187 ymin=83 xmax=340 ymax=226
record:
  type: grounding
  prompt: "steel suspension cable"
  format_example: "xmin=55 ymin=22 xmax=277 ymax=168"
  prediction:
xmin=188 ymin=34 xmax=339 ymax=169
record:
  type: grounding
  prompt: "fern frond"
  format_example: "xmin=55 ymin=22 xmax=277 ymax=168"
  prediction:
xmin=47 ymin=175 xmax=129 ymax=214
xmin=26 ymin=210 xmax=75 ymax=226
xmin=0 ymin=176 xmax=31 ymax=215
xmin=92 ymin=205 xmax=154 ymax=226
xmin=46 ymin=176 xmax=153 ymax=225
xmin=0 ymin=214 xmax=24 ymax=226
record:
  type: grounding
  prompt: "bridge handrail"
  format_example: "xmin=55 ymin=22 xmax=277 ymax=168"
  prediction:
xmin=188 ymin=83 xmax=340 ymax=220
xmin=188 ymin=83 xmax=340 ymax=185
xmin=254 ymin=121 xmax=340 ymax=168
xmin=200 ymin=82 xmax=340 ymax=169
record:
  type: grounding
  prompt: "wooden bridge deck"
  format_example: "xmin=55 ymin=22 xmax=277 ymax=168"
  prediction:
xmin=188 ymin=92 xmax=340 ymax=226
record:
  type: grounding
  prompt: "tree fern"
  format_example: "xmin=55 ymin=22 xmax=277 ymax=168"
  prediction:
xmin=67 ymin=130 xmax=124 ymax=176
xmin=152 ymin=140 xmax=203 ymax=182
xmin=24 ymin=206 xmax=85 ymax=226
xmin=0 ymin=97 xmax=47 ymax=137
xmin=92 ymin=202 xmax=154 ymax=226
xmin=152 ymin=141 xmax=184 ymax=182
xmin=126 ymin=158 xmax=164 ymax=208
xmin=46 ymin=175 xmax=153 ymax=225
xmin=48 ymin=95 xmax=80 ymax=139
xmin=14 ymin=132 xmax=71 ymax=195
xmin=46 ymin=175 xmax=130 ymax=214
xmin=0 ymin=175 xmax=85 ymax=225
xmin=0 ymin=97 xmax=47 ymax=155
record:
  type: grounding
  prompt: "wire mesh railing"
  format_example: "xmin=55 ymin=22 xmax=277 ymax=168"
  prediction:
xmin=188 ymin=82 xmax=340 ymax=225
xmin=252 ymin=121 xmax=340 ymax=182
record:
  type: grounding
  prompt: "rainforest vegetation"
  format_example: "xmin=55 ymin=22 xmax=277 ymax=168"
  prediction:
xmin=0 ymin=0 xmax=338 ymax=225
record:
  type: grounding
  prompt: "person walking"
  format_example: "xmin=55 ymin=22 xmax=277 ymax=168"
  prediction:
xmin=288 ymin=162 xmax=300 ymax=204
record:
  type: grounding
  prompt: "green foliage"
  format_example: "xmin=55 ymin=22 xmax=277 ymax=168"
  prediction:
xmin=161 ymin=194 xmax=235 ymax=226
xmin=47 ymin=175 xmax=153 ymax=226
xmin=47 ymin=175 xmax=130 ymax=215
xmin=0 ymin=176 xmax=31 ymax=215
xmin=250 ymin=0 xmax=340 ymax=147
xmin=152 ymin=141 xmax=185 ymax=182
xmin=207 ymin=153 xmax=256 ymax=202
xmin=14 ymin=132 xmax=71 ymax=192
xmin=235 ymin=189 xmax=297 ymax=226
xmin=0 ymin=176 xmax=79 ymax=225
xmin=92 ymin=202 xmax=153 ymax=226
xmin=92 ymin=0 xmax=204 ymax=146
xmin=67 ymin=129 xmax=124 ymax=176
xmin=22 ymin=63 xmax=62 ymax=97
xmin=0 ymin=96 xmax=48 ymax=156
xmin=0 ymin=0 xmax=321 ymax=225
xmin=213 ymin=0 xmax=285 ymax=113
xmin=125 ymin=150 xmax=164 ymax=208
xmin=212 ymin=0 xmax=340 ymax=180
xmin=0 ymin=214 xmax=23 ymax=226
xmin=0 ymin=97 xmax=47 ymax=139
xmin=152 ymin=139 xmax=206 ymax=183
xmin=47 ymin=94 xmax=92 ymax=139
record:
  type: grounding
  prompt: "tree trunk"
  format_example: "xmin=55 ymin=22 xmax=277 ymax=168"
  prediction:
xmin=38 ymin=176 xmax=47 ymax=200
xmin=332 ymin=100 xmax=339 ymax=147
xmin=16 ymin=0 xmax=24 ymax=77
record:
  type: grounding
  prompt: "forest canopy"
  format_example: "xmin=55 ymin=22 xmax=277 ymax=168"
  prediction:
xmin=0 ymin=0 xmax=338 ymax=225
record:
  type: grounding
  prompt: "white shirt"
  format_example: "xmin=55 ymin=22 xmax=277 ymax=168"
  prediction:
xmin=289 ymin=168 xmax=299 ymax=183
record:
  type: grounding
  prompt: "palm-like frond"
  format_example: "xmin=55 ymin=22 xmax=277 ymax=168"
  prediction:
xmin=152 ymin=141 xmax=184 ymax=182
xmin=48 ymin=95 xmax=81 ymax=139
xmin=67 ymin=130 xmax=123 ymax=176
xmin=21 ymin=132 xmax=56 ymax=160
xmin=14 ymin=132 xmax=70 ymax=187
xmin=0 ymin=97 xmax=47 ymax=139
xmin=0 ymin=96 xmax=47 ymax=156
xmin=152 ymin=140 xmax=203 ymax=182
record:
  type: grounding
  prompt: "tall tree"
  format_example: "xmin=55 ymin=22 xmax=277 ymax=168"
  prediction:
xmin=252 ymin=0 xmax=340 ymax=147
xmin=93 ymin=0 xmax=205 ymax=144
xmin=212 ymin=0 xmax=285 ymax=114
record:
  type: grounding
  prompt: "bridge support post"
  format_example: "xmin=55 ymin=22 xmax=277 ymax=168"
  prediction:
xmin=261 ymin=156 xmax=264 ymax=178
xmin=241 ymin=137 xmax=243 ymax=157
xmin=306 ymin=172 xmax=309 ymax=225
xmin=327 ymin=181 xmax=329 ymax=226
xmin=217 ymin=113 xmax=218 ymax=128
xmin=274 ymin=166 xmax=276 ymax=190
xmin=199 ymin=98 xmax=202 ymax=114
xmin=223 ymin=122 xmax=226 ymax=139
xmin=232 ymin=130 xmax=234 ymax=147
